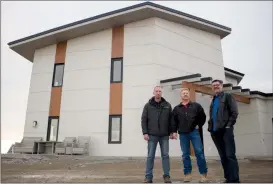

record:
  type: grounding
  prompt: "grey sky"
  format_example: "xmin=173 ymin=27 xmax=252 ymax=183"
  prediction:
xmin=1 ymin=1 xmax=272 ymax=153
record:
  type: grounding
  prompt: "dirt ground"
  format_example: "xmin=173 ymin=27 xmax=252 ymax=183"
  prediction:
xmin=1 ymin=154 xmax=273 ymax=183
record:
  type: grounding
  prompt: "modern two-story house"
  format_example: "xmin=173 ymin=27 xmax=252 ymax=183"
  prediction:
xmin=8 ymin=2 xmax=272 ymax=157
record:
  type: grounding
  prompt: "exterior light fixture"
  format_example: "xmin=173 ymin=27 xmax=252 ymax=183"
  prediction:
xmin=33 ymin=121 xmax=37 ymax=128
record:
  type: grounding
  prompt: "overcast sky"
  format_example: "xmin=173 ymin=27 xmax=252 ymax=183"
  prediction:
xmin=1 ymin=1 xmax=272 ymax=153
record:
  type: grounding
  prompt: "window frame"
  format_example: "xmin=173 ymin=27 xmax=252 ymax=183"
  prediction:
xmin=46 ymin=116 xmax=60 ymax=141
xmin=110 ymin=58 xmax=123 ymax=83
xmin=52 ymin=63 xmax=65 ymax=87
xmin=108 ymin=115 xmax=122 ymax=144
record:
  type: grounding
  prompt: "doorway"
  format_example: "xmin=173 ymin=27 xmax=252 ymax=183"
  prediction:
xmin=46 ymin=116 xmax=60 ymax=141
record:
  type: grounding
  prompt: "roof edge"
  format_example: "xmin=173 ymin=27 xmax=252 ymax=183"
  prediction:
xmin=8 ymin=2 xmax=231 ymax=46
xmin=224 ymin=67 xmax=244 ymax=77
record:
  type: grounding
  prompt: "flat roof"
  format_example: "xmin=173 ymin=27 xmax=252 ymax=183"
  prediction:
xmin=8 ymin=2 xmax=231 ymax=62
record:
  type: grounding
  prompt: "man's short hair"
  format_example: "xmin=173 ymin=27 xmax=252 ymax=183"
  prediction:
xmin=180 ymin=88 xmax=190 ymax=93
xmin=154 ymin=86 xmax=162 ymax=91
xmin=212 ymin=79 xmax=223 ymax=84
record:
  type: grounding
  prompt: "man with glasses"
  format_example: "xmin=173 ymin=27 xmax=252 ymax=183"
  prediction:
xmin=208 ymin=79 xmax=240 ymax=183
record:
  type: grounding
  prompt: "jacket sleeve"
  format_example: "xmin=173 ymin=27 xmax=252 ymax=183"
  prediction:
xmin=168 ymin=105 xmax=176 ymax=134
xmin=171 ymin=107 xmax=178 ymax=133
xmin=141 ymin=103 xmax=149 ymax=135
xmin=226 ymin=93 xmax=239 ymax=127
xmin=197 ymin=103 xmax=206 ymax=127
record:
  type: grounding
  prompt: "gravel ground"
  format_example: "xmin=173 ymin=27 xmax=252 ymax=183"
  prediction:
xmin=1 ymin=154 xmax=273 ymax=183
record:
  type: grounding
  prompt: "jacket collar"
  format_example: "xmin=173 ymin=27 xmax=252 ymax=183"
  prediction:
xmin=212 ymin=91 xmax=224 ymax=100
xmin=178 ymin=101 xmax=192 ymax=107
xmin=149 ymin=96 xmax=167 ymax=107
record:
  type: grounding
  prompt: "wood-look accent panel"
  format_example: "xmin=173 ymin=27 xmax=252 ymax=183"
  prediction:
xmin=111 ymin=26 xmax=124 ymax=58
xmin=182 ymin=81 xmax=250 ymax=104
xmin=55 ymin=41 xmax=67 ymax=63
xmin=109 ymin=83 xmax=123 ymax=115
xmin=49 ymin=87 xmax=62 ymax=116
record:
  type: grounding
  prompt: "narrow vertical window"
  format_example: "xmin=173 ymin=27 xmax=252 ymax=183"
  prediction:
xmin=47 ymin=117 xmax=60 ymax=141
xmin=52 ymin=64 xmax=64 ymax=87
xmin=108 ymin=115 xmax=122 ymax=144
xmin=110 ymin=58 xmax=123 ymax=83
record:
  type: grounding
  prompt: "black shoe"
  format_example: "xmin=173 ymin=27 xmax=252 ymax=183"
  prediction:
xmin=163 ymin=176 xmax=172 ymax=183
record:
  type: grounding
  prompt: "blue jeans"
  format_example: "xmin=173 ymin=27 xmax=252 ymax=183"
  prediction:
xmin=145 ymin=135 xmax=170 ymax=180
xmin=179 ymin=129 xmax=208 ymax=175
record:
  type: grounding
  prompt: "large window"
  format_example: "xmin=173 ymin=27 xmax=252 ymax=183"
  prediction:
xmin=52 ymin=64 xmax=64 ymax=87
xmin=110 ymin=58 xmax=123 ymax=83
xmin=47 ymin=117 xmax=60 ymax=141
xmin=108 ymin=115 xmax=122 ymax=144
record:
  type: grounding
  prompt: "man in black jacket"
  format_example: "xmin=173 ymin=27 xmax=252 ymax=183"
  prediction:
xmin=209 ymin=79 xmax=240 ymax=183
xmin=141 ymin=86 xmax=174 ymax=183
xmin=171 ymin=88 xmax=208 ymax=183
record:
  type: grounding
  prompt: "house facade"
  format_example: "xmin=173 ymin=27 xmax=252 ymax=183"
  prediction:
xmin=8 ymin=2 xmax=272 ymax=157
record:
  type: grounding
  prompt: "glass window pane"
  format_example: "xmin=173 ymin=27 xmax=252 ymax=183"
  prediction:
xmin=111 ymin=117 xmax=120 ymax=141
xmin=53 ymin=65 xmax=64 ymax=86
xmin=50 ymin=119 xmax=58 ymax=141
xmin=113 ymin=60 xmax=122 ymax=82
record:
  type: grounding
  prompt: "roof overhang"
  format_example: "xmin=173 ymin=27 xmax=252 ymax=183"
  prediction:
xmin=224 ymin=67 xmax=245 ymax=84
xmin=8 ymin=2 xmax=231 ymax=62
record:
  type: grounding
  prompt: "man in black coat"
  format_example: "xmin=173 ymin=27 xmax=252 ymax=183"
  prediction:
xmin=208 ymin=79 xmax=240 ymax=183
xmin=141 ymin=86 xmax=174 ymax=183
xmin=171 ymin=88 xmax=208 ymax=183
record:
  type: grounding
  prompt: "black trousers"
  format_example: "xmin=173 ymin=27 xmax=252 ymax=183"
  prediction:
xmin=211 ymin=127 xmax=240 ymax=183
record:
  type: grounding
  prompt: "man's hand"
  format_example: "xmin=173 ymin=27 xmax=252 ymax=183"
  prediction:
xmin=171 ymin=133 xmax=177 ymax=140
xmin=143 ymin=134 xmax=149 ymax=141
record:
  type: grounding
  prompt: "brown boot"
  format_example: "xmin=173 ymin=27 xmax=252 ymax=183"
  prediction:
xmin=143 ymin=178 xmax=153 ymax=183
xmin=199 ymin=174 xmax=208 ymax=183
xmin=184 ymin=173 xmax=192 ymax=182
xmin=163 ymin=176 xmax=172 ymax=183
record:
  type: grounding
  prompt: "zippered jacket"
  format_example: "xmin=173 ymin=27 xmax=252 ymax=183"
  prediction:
xmin=141 ymin=97 xmax=174 ymax=136
xmin=172 ymin=101 xmax=206 ymax=133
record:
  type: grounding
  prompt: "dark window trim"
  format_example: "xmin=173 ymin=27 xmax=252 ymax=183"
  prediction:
xmin=110 ymin=58 xmax=123 ymax=83
xmin=108 ymin=115 xmax=122 ymax=144
xmin=46 ymin=116 xmax=60 ymax=141
xmin=52 ymin=63 xmax=65 ymax=87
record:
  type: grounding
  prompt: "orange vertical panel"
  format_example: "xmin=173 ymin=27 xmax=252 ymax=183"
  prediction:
xmin=111 ymin=26 xmax=124 ymax=58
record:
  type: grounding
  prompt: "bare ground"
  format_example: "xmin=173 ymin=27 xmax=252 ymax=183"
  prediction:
xmin=1 ymin=154 xmax=273 ymax=183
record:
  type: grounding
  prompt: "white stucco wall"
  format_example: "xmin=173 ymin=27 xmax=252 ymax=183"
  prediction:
xmin=235 ymin=98 xmax=273 ymax=157
xmin=58 ymin=29 xmax=113 ymax=156
xmin=23 ymin=45 xmax=56 ymax=139
xmin=154 ymin=18 xmax=225 ymax=81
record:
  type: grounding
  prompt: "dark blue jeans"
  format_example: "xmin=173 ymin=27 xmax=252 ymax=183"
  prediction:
xmin=145 ymin=135 xmax=170 ymax=180
xmin=179 ymin=129 xmax=208 ymax=175
xmin=211 ymin=127 xmax=240 ymax=182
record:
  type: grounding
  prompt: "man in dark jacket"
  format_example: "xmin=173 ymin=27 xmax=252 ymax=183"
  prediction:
xmin=141 ymin=86 xmax=174 ymax=183
xmin=208 ymin=79 xmax=240 ymax=183
xmin=171 ymin=88 xmax=208 ymax=183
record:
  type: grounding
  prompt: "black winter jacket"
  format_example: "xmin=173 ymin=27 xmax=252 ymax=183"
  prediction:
xmin=141 ymin=97 xmax=174 ymax=136
xmin=208 ymin=92 xmax=238 ymax=132
xmin=172 ymin=101 xmax=206 ymax=133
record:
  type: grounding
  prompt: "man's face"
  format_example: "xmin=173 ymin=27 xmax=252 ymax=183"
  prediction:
xmin=153 ymin=87 xmax=162 ymax=99
xmin=181 ymin=89 xmax=190 ymax=101
xmin=212 ymin=81 xmax=223 ymax=94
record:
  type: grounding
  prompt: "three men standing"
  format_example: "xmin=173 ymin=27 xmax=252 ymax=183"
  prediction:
xmin=141 ymin=82 xmax=240 ymax=183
